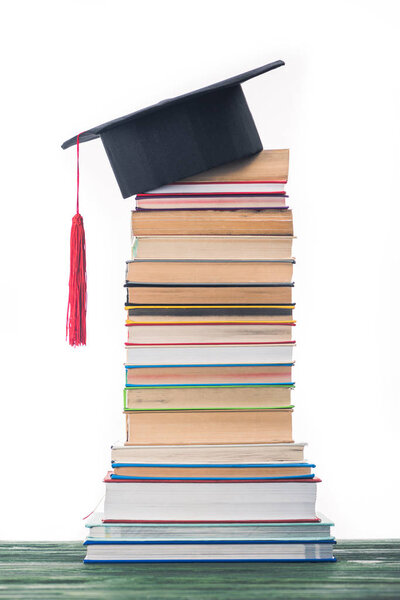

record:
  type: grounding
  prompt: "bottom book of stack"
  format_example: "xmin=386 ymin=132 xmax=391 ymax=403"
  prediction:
xmin=83 ymin=443 xmax=336 ymax=563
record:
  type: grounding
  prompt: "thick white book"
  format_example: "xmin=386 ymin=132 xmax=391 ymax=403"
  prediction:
xmin=103 ymin=479 xmax=319 ymax=521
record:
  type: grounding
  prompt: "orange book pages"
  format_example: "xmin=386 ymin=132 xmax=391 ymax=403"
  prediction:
xmin=126 ymin=286 xmax=293 ymax=305
xmin=126 ymin=323 xmax=293 ymax=344
xmin=133 ymin=236 xmax=294 ymax=260
xmin=113 ymin=465 xmax=310 ymax=478
xmin=126 ymin=261 xmax=293 ymax=284
xmin=125 ymin=409 xmax=293 ymax=445
xmin=124 ymin=385 xmax=292 ymax=410
xmin=179 ymin=150 xmax=289 ymax=182
xmin=131 ymin=210 xmax=293 ymax=236
xmin=126 ymin=365 xmax=293 ymax=386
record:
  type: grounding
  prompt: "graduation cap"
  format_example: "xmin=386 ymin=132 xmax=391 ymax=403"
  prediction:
xmin=62 ymin=60 xmax=285 ymax=198
xmin=63 ymin=60 xmax=285 ymax=347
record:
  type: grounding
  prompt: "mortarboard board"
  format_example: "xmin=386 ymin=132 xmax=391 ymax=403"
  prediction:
xmin=63 ymin=60 xmax=285 ymax=347
xmin=61 ymin=60 xmax=285 ymax=198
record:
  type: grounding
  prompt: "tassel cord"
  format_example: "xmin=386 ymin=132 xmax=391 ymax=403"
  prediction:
xmin=66 ymin=133 xmax=87 ymax=346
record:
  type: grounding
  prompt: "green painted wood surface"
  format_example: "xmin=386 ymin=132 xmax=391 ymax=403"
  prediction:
xmin=0 ymin=541 xmax=399 ymax=599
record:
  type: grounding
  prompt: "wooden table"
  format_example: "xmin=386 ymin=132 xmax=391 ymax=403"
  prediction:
xmin=1 ymin=541 xmax=399 ymax=599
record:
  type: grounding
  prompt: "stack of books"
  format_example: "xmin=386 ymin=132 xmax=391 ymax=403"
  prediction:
xmin=84 ymin=149 xmax=336 ymax=563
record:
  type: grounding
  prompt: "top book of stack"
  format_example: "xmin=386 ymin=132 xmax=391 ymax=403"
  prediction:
xmin=135 ymin=149 xmax=289 ymax=210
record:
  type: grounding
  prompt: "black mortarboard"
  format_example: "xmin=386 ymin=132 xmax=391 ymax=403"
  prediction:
xmin=61 ymin=61 xmax=284 ymax=198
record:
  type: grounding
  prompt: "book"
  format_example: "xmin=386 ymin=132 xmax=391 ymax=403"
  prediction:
xmin=125 ymin=284 xmax=294 ymax=305
xmin=125 ymin=364 xmax=294 ymax=386
xmin=131 ymin=209 xmax=293 ymax=236
xmin=83 ymin=539 xmax=335 ymax=563
xmin=135 ymin=150 xmax=289 ymax=194
xmin=123 ymin=385 xmax=293 ymax=411
xmin=126 ymin=322 xmax=294 ymax=344
xmin=86 ymin=511 xmax=333 ymax=540
xmin=125 ymin=409 xmax=293 ymax=445
xmin=132 ymin=236 xmax=294 ymax=260
xmin=126 ymin=304 xmax=295 ymax=320
xmin=111 ymin=463 xmax=315 ymax=480
xmin=83 ymin=145 xmax=336 ymax=561
xmin=110 ymin=442 xmax=307 ymax=464
xmin=67 ymin=66 xmax=337 ymax=561
xmin=178 ymin=149 xmax=289 ymax=183
xmin=126 ymin=259 xmax=294 ymax=285
xmin=133 ymin=146 xmax=290 ymax=210
xmin=132 ymin=235 xmax=294 ymax=260
xmin=125 ymin=343 xmax=295 ymax=366
xmin=135 ymin=195 xmax=288 ymax=210
xmin=102 ymin=477 xmax=320 ymax=521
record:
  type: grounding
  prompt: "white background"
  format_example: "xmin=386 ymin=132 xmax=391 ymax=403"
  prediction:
xmin=1 ymin=0 xmax=399 ymax=540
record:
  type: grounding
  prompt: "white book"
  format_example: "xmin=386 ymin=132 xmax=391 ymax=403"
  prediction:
xmin=103 ymin=480 xmax=318 ymax=521
xmin=85 ymin=512 xmax=333 ymax=541
xmin=84 ymin=540 xmax=335 ymax=562
xmin=125 ymin=343 xmax=295 ymax=366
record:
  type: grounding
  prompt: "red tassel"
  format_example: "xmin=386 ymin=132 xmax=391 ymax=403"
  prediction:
xmin=66 ymin=134 xmax=87 ymax=346
xmin=66 ymin=212 xmax=87 ymax=346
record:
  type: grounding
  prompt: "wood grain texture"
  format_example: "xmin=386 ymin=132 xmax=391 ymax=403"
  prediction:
xmin=1 ymin=541 xmax=399 ymax=599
